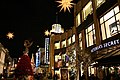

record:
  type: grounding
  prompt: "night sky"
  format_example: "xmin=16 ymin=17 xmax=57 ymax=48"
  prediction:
xmin=0 ymin=0 xmax=78 ymax=58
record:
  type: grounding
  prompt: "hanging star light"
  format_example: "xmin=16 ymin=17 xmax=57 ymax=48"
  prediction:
xmin=56 ymin=0 xmax=74 ymax=12
xmin=44 ymin=30 xmax=50 ymax=36
xmin=6 ymin=32 xmax=14 ymax=39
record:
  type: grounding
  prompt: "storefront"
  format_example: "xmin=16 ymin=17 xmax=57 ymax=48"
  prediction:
xmin=91 ymin=37 xmax=120 ymax=79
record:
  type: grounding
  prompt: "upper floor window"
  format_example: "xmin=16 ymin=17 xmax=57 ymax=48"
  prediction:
xmin=54 ymin=41 xmax=60 ymax=49
xmin=79 ymin=33 xmax=82 ymax=50
xmin=62 ymin=40 xmax=66 ymax=48
xmin=96 ymin=0 xmax=105 ymax=8
xmin=68 ymin=37 xmax=71 ymax=46
xmin=83 ymin=1 xmax=93 ymax=20
xmin=100 ymin=6 xmax=120 ymax=40
xmin=76 ymin=12 xmax=81 ymax=27
xmin=72 ymin=34 xmax=75 ymax=43
xmin=86 ymin=24 xmax=96 ymax=47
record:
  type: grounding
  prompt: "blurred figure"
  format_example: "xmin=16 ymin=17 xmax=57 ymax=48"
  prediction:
xmin=89 ymin=74 xmax=95 ymax=80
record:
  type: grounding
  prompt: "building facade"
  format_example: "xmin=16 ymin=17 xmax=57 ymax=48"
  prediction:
xmin=0 ymin=43 xmax=12 ymax=78
xmin=74 ymin=0 xmax=120 ymax=80
xmin=49 ymin=0 xmax=120 ymax=80
xmin=49 ymin=27 xmax=77 ymax=80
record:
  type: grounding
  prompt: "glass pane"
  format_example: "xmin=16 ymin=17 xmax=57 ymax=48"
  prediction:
xmin=101 ymin=24 xmax=106 ymax=40
xmin=100 ymin=17 xmax=104 ymax=24
xmin=97 ymin=0 xmax=105 ymax=7
xmin=116 ymin=13 xmax=120 ymax=21
xmin=104 ymin=10 xmax=114 ymax=21
xmin=89 ymin=31 xmax=93 ymax=46
xmin=86 ymin=34 xmax=89 ymax=47
xmin=88 ymin=25 xmax=92 ymax=32
xmin=79 ymin=41 xmax=82 ymax=49
xmin=72 ymin=35 xmax=75 ymax=42
xmin=83 ymin=1 xmax=92 ymax=20
xmin=105 ymin=21 xmax=111 ymax=38
xmin=55 ymin=42 xmax=60 ymax=49
xmin=114 ymin=6 xmax=119 ymax=14
xmin=79 ymin=33 xmax=82 ymax=49
xmin=93 ymin=30 xmax=96 ymax=43
xmin=108 ymin=17 xmax=116 ymax=35
xmin=68 ymin=37 xmax=71 ymax=45
xmin=62 ymin=40 xmax=66 ymax=48
xmin=108 ymin=17 xmax=115 ymax=25
xmin=76 ymin=13 xmax=81 ymax=27
xmin=117 ymin=21 xmax=120 ymax=32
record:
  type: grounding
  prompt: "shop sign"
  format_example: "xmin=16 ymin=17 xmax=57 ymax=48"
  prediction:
xmin=91 ymin=39 xmax=119 ymax=53
xmin=44 ymin=38 xmax=49 ymax=64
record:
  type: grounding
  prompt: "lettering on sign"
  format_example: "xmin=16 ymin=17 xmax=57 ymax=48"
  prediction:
xmin=91 ymin=39 xmax=119 ymax=53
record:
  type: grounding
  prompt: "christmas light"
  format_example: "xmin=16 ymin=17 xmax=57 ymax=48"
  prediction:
xmin=6 ymin=32 xmax=14 ymax=39
xmin=44 ymin=30 xmax=50 ymax=36
xmin=56 ymin=0 xmax=74 ymax=12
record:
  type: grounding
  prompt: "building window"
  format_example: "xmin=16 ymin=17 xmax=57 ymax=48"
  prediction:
xmin=72 ymin=34 xmax=75 ymax=43
xmin=79 ymin=33 xmax=82 ymax=50
xmin=54 ymin=41 xmax=60 ymax=49
xmin=82 ymin=1 xmax=93 ymax=20
xmin=100 ymin=6 xmax=120 ymax=40
xmin=96 ymin=0 xmax=105 ymax=8
xmin=86 ymin=24 xmax=96 ymax=47
xmin=62 ymin=40 xmax=66 ymax=48
xmin=68 ymin=37 xmax=71 ymax=46
xmin=76 ymin=12 xmax=81 ymax=27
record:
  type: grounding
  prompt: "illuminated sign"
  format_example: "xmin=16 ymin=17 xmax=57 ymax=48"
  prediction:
xmin=36 ymin=49 xmax=41 ymax=67
xmin=91 ymin=39 xmax=120 ymax=52
xmin=44 ymin=38 xmax=49 ymax=64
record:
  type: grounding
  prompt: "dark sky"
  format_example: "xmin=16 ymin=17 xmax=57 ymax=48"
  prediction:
xmin=0 ymin=0 xmax=78 ymax=58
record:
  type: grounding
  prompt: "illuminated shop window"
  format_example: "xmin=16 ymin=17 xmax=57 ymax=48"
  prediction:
xmin=54 ymin=41 xmax=60 ymax=49
xmin=62 ymin=40 xmax=66 ymax=48
xmin=79 ymin=33 xmax=82 ymax=50
xmin=100 ymin=6 xmax=120 ymax=40
xmin=96 ymin=0 xmax=105 ymax=8
xmin=67 ymin=37 xmax=71 ymax=46
xmin=72 ymin=34 xmax=75 ymax=43
xmin=55 ymin=55 xmax=61 ymax=62
xmin=82 ymin=1 xmax=93 ymax=20
xmin=86 ymin=24 xmax=96 ymax=47
xmin=76 ymin=12 xmax=81 ymax=27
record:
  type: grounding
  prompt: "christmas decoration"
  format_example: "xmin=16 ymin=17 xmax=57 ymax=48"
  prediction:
xmin=15 ymin=40 xmax=33 ymax=80
xmin=6 ymin=32 xmax=14 ymax=39
xmin=16 ymin=54 xmax=33 ymax=76
xmin=56 ymin=0 xmax=74 ymax=12
xmin=44 ymin=30 xmax=50 ymax=36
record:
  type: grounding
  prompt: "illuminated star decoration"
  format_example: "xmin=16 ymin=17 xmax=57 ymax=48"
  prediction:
xmin=6 ymin=32 xmax=14 ymax=39
xmin=56 ymin=0 xmax=74 ymax=12
xmin=44 ymin=30 xmax=50 ymax=36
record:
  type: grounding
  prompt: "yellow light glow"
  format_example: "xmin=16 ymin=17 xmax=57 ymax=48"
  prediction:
xmin=56 ymin=0 xmax=74 ymax=12
xmin=6 ymin=32 xmax=14 ymax=39
xmin=44 ymin=30 xmax=50 ymax=36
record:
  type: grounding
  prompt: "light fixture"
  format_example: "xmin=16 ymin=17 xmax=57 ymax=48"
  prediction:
xmin=56 ymin=0 xmax=74 ymax=12
xmin=6 ymin=32 xmax=14 ymax=39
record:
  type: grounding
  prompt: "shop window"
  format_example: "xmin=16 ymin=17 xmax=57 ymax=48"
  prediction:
xmin=96 ymin=0 xmax=106 ymax=8
xmin=72 ymin=34 xmax=75 ymax=43
xmin=76 ymin=12 xmax=81 ymax=27
xmin=62 ymin=40 xmax=66 ymax=48
xmin=79 ymin=33 xmax=82 ymax=50
xmin=55 ymin=55 xmax=62 ymax=68
xmin=54 ymin=41 xmax=60 ymax=49
xmin=82 ymin=1 xmax=93 ymax=20
xmin=67 ymin=37 xmax=71 ymax=46
xmin=100 ymin=6 xmax=120 ymax=40
xmin=86 ymin=24 xmax=96 ymax=47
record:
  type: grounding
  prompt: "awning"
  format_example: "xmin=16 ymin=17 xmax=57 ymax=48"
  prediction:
xmin=94 ymin=48 xmax=120 ymax=66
